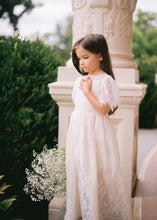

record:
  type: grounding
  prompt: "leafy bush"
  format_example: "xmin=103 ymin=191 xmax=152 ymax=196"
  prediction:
xmin=0 ymin=175 xmax=16 ymax=213
xmin=136 ymin=54 xmax=157 ymax=128
xmin=133 ymin=11 xmax=157 ymax=128
xmin=0 ymin=34 xmax=63 ymax=218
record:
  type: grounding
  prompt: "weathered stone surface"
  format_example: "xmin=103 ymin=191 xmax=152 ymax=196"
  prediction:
xmin=49 ymin=196 xmax=66 ymax=220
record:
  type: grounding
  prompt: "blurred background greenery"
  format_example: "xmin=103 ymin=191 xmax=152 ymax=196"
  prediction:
xmin=0 ymin=1 xmax=157 ymax=219
xmin=133 ymin=10 xmax=157 ymax=128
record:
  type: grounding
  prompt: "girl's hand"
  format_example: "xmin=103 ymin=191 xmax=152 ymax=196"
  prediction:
xmin=79 ymin=76 xmax=110 ymax=115
xmin=79 ymin=77 xmax=92 ymax=94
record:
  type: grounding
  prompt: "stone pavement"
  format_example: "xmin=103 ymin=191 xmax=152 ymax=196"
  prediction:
xmin=133 ymin=129 xmax=157 ymax=220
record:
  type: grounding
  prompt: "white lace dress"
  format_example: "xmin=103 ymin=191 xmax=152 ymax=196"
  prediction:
xmin=64 ymin=74 xmax=132 ymax=220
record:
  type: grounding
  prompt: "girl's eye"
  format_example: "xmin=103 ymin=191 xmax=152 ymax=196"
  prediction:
xmin=78 ymin=57 xmax=88 ymax=61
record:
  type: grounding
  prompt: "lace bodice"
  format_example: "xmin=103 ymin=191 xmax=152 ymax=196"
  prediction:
xmin=72 ymin=74 xmax=119 ymax=114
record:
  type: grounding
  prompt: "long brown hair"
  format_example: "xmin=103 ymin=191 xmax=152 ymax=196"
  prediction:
xmin=72 ymin=34 xmax=115 ymax=79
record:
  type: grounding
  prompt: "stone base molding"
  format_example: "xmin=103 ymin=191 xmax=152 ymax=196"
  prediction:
xmin=48 ymin=195 xmax=66 ymax=220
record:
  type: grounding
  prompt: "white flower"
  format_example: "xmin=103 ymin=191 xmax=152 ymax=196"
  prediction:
xmin=24 ymin=145 xmax=66 ymax=201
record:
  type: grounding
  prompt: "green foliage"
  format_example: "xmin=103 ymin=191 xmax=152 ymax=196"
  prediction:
xmin=0 ymin=34 xmax=63 ymax=218
xmin=54 ymin=16 xmax=73 ymax=61
xmin=0 ymin=175 xmax=16 ymax=213
xmin=133 ymin=10 xmax=157 ymax=128
xmin=43 ymin=15 xmax=73 ymax=62
xmin=0 ymin=0 xmax=36 ymax=31
xmin=134 ymin=9 xmax=157 ymax=33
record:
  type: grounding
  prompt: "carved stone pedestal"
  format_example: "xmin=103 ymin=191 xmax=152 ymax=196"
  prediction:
xmin=48 ymin=195 xmax=66 ymax=220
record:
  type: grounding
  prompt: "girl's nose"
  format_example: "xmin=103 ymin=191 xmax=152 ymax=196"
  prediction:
xmin=80 ymin=59 xmax=84 ymax=65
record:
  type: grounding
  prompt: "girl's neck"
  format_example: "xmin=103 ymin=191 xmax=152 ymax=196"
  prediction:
xmin=88 ymin=70 xmax=105 ymax=76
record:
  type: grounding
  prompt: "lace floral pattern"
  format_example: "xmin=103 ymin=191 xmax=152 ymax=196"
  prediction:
xmin=77 ymin=169 xmax=93 ymax=220
xmin=99 ymin=75 xmax=119 ymax=111
xmin=65 ymin=74 xmax=132 ymax=220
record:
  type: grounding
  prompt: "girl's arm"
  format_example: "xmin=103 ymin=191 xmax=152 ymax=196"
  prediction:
xmin=80 ymin=77 xmax=110 ymax=115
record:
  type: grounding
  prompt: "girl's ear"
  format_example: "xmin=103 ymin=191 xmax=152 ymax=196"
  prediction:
xmin=98 ymin=53 xmax=103 ymax=61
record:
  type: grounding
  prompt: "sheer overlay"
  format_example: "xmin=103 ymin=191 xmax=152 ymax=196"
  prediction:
xmin=64 ymin=74 xmax=132 ymax=220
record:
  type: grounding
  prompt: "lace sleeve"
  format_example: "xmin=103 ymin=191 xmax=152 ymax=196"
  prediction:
xmin=99 ymin=75 xmax=119 ymax=112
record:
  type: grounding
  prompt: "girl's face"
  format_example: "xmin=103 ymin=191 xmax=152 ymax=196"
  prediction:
xmin=75 ymin=45 xmax=103 ymax=75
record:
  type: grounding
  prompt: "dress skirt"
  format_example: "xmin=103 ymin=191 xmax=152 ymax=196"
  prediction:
xmin=64 ymin=110 xmax=132 ymax=220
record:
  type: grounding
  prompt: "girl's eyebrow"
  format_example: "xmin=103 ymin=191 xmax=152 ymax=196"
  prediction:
xmin=77 ymin=53 xmax=89 ymax=58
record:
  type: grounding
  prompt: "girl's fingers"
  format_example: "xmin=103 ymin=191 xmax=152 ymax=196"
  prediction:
xmin=82 ymin=77 xmax=91 ymax=83
xmin=79 ymin=77 xmax=92 ymax=90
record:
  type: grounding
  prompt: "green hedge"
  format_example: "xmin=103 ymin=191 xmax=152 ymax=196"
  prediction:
xmin=137 ymin=54 xmax=157 ymax=128
xmin=0 ymin=35 xmax=63 ymax=219
xmin=133 ymin=15 xmax=157 ymax=128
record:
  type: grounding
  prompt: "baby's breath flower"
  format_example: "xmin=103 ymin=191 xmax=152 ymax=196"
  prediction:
xmin=24 ymin=145 xmax=66 ymax=201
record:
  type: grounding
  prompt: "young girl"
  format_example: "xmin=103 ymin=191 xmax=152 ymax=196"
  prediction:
xmin=64 ymin=34 xmax=132 ymax=220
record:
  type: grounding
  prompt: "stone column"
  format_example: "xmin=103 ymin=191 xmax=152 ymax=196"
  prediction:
xmin=72 ymin=0 xmax=137 ymax=69
xmin=48 ymin=0 xmax=147 ymax=195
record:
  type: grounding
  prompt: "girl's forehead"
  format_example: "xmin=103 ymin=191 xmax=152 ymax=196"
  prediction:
xmin=75 ymin=45 xmax=91 ymax=56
